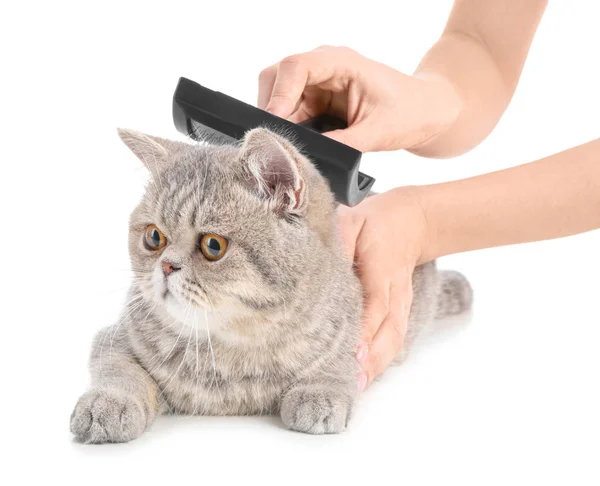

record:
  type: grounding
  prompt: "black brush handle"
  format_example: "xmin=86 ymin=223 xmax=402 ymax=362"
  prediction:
xmin=172 ymin=77 xmax=374 ymax=206
xmin=298 ymin=115 xmax=348 ymax=133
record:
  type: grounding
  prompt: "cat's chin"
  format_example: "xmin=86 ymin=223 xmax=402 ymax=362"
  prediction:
xmin=164 ymin=296 xmax=222 ymax=333
xmin=160 ymin=295 xmax=266 ymax=343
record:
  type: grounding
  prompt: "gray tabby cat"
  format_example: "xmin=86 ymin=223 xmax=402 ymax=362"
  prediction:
xmin=70 ymin=128 xmax=472 ymax=443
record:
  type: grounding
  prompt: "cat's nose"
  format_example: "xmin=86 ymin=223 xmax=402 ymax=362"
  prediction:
xmin=162 ymin=261 xmax=181 ymax=277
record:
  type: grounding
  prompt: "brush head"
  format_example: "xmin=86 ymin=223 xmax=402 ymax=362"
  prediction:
xmin=173 ymin=77 xmax=375 ymax=206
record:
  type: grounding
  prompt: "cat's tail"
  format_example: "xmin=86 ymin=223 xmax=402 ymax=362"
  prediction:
xmin=435 ymin=270 xmax=473 ymax=319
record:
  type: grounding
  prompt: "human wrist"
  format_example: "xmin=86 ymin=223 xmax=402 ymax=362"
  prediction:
xmin=408 ymin=183 xmax=447 ymax=265
xmin=414 ymin=178 xmax=483 ymax=263
xmin=384 ymin=186 xmax=432 ymax=265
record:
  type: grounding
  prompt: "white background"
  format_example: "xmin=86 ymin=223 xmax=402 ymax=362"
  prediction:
xmin=2 ymin=1 xmax=599 ymax=484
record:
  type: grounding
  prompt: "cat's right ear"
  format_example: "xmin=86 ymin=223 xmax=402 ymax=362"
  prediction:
xmin=239 ymin=128 xmax=308 ymax=216
xmin=117 ymin=129 xmax=180 ymax=179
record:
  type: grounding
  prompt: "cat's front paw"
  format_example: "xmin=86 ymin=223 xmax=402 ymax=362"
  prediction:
xmin=280 ymin=384 xmax=355 ymax=435
xmin=70 ymin=389 xmax=147 ymax=444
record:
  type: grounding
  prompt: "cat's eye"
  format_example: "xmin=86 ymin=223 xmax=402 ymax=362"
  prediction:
xmin=199 ymin=234 xmax=228 ymax=261
xmin=144 ymin=224 xmax=167 ymax=251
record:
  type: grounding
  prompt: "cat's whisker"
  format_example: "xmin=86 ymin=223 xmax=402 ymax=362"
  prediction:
xmin=161 ymin=289 xmax=195 ymax=414
xmin=99 ymin=303 xmax=143 ymax=371
xmin=97 ymin=292 xmax=145 ymax=370
xmin=108 ymin=298 xmax=146 ymax=362
xmin=162 ymin=310 xmax=194 ymax=393
xmin=201 ymin=292 xmax=225 ymax=405
xmin=170 ymin=285 xmax=222 ymax=415
xmin=188 ymin=302 xmax=204 ymax=418
xmin=204 ymin=307 xmax=221 ymax=397
xmin=194 ymin=314 xmax=199 ymax=378
xmin=152 ymin=308 xmax=188 ymax=372
xmin=133 ymin=299 xmax=173 ymax=410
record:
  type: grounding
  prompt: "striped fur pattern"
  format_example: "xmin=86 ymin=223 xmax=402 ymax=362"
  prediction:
xmin=70 ymin=128 xmax=471 ymax=443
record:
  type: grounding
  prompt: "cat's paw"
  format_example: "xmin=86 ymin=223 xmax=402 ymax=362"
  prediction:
xmin=70 ymin=389 xmax=147 ymax=444
xmin=280 ymin=384 xmax=355 ymax=434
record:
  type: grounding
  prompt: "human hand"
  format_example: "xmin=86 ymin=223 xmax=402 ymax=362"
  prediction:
xmin=257 ymin=45 xmax=461 ymax=153
xmin=337 ymin=187 xmax=429 ymax=390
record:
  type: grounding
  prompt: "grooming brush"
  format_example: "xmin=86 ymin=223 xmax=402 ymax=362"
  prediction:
xmin=173 ymin=77 xmax=375 ymax=206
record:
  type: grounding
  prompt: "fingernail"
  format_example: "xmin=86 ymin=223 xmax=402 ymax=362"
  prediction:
xmin=357 ymin=372 xmax=367 ymax=392
xmin=356 ymin=343 xmax=368 ymax=363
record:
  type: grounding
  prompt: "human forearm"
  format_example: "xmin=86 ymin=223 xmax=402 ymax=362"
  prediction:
xmin=418 ymin=139 xmax=600 ymax=262
xmin=337 ymin=139 xmax=599 ymax=386
xmin=411 ymin=0 xmax=548 ymax=157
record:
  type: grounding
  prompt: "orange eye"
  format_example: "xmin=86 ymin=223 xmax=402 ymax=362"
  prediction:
xmin=144 ymin=224 xmax=167 ymax=251
xmin=199 ymin=234 xmax=228 ymax=261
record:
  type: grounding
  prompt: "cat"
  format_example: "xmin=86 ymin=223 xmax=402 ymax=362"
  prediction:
xmin=70 ymin=127 xmax=472 ymax=443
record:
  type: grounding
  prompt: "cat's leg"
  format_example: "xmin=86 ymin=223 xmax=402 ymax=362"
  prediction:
xmin=394 ymin=261 xmax=440 ymax=364
xmin=280 ymin=380 xmax=357 ymax=434
xmin=70 ymin=325 xmax=162 ymax=444
xmin=395 ymin=262 xmax=473 ymax=364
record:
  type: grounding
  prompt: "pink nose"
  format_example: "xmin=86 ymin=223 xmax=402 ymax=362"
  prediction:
xmin=162 ymin=261 xmax=181 ymax=277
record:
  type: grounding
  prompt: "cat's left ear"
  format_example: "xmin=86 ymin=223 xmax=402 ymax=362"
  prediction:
xmin=117 ymin=128 xmax=184 ymax=179
xmin=240 ymin=128 xmax=307 ymax=215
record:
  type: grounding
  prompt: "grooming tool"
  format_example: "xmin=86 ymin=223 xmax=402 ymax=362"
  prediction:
xmin=172 ymin=77 xmax=374 ymax=206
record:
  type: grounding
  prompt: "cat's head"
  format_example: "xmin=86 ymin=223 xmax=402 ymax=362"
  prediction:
xmin=119 ymin=128 xmax=339 ymax=338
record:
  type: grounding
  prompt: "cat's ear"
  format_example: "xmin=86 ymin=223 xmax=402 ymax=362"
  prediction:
xmin=117 ymin=129 xmax=182 ymax=178
xmin=240 ymin=128 xmax=307 ymax=215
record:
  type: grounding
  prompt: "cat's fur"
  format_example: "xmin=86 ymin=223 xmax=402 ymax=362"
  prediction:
xmin=70 ymin=128 xmax=472 ymax=443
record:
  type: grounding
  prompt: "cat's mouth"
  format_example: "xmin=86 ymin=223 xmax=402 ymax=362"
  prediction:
xmin=159 ymin=282 xmax=221 ymax=331
xmin=160 ymin=277 xmax=173 ymax=301
xmin=159 ymin=278 xmax=211 ymax=311
xmin=152 ymin=275 xmax=178 ymax=307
